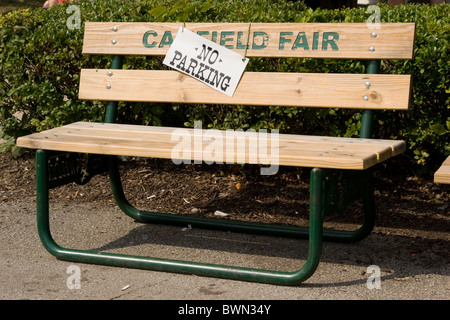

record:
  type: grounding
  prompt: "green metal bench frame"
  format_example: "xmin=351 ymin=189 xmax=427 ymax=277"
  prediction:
xmin=34 ymin=61 xmax=378 ymax=286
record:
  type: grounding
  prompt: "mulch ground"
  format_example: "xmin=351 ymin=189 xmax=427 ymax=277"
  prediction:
xmin=1 ymin=150 xmax=449 ymax=238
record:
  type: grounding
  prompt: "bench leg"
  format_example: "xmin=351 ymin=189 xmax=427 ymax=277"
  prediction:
xmin=329 ymin=170 xmax=376 ymax=242
xmin=108 ymin=157 xmax=375 ymax=243
xmin=35 ymin=150 xmax=323 ymax=285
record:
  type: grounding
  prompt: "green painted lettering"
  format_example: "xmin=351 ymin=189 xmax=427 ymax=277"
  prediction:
xmin=211 ymin=31 xmax=218 ymax=43
xmin=236 ymin=31 xmax=249 ymax=50
xmin=197 ymin=31 xmax=209 ymax=37
xmin=322 ymin=32 xmax=339 ymax=51
xmin=252 ymin=32 xmax=268 ymax=50
xmin=279 ymin=32 xmax=293 ymax=50
xmin=159 ymin=30 xmax=173 ymax=48
xmin=312 ymin=32 xmax=319 ymax=50
xmin=143 ymin=30 xmax=157 ymax=48
xmin=220 ymin=31 xmax=235 ymax=49
xmin=292 ymin=32 xmax=309 ymax=50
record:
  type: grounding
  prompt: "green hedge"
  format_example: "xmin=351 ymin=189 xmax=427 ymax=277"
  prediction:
xmin=0 ymin=0 xmax=448 ymax=175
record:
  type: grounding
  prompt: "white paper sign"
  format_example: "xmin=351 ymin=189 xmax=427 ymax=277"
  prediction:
xmin=163 ymin=27 xmax=249 ymax=97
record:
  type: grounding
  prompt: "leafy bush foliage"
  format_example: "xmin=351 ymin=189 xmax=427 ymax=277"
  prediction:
xmin=0 ymin=0 xmax=448 ymax=174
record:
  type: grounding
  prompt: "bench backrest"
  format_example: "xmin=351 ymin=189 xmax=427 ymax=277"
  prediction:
xmin=79 ymin=22 xmax=415 ymax=136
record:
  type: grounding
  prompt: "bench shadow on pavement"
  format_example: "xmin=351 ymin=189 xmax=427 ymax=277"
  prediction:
xmin=87 ymin=215 xmax=448 ymax=288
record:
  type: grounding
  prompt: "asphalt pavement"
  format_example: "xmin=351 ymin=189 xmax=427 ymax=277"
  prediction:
xmin=0 ymin=196 xmax=448 ymax=309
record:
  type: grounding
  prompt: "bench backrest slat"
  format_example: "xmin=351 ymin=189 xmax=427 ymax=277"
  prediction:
xmin=82 ymin=22 xmax=416 ymax=60
xmin=79 ymin=69 xmax=411 ymax=110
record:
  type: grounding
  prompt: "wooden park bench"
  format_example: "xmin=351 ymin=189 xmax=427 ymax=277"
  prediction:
xmin=16 ymin=22 xmax=415 ymax=285
xmin=434 ymin=156 xmax=450 ymax=184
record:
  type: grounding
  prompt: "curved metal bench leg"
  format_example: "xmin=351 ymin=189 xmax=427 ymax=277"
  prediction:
xmin=108 ymin=156 xmax=374 ymax=243
xmin=36 ymin=150 xmax=324 ymax=285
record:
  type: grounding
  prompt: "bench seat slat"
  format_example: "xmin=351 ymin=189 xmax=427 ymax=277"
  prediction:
xmin=41 ymin=121 xmax=406 ymax=157
xmin=434 ymin=156 xmax=450 ymax=184
xmin=16 ymin=122 xmax=406 ymax=170
xmin=79 ymin=69 xmax=411 ymax=110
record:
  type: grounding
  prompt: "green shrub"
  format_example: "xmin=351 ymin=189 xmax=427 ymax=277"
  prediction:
xmin=0 ymin=0 xmax=448 ymax=175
